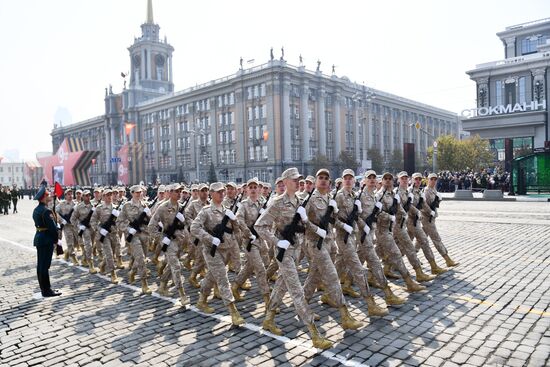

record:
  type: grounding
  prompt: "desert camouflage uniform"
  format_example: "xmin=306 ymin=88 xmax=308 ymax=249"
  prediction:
xmin=90 ymin=202 xmax=120 ymax=273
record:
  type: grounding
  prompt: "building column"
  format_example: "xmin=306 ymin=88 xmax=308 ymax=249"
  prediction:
xmin=399 ymin=110 xmax=404 ymax=150
xmin=504 ymin=37 xmax=516 ymax=58
xmin=317 ymin=88 xmax=326 ymax=155
xmin=333 ymin=93 xmax=341 ymax=156
xmin=169 ymin=55 xmax=173 ymax=83
xmin=300 ymin=84 xmax=310 ymax=161
xmin=209 ymin=99 xmax=217 ymax=170
xmin=234 ymin=87 xmax=246 ymax=169
xmin=378 ymin=107 xmax=383 ymax=156
xmin=266 ymin=81 xmax=276 ymax=163
xmin=367 ymin=104 xmax=373 ymax=150
xmin=354 ymin=105 xmax=360 ymax=161
xmin=146 ymin=48 xmax=152 ymax=80
xmin=141 ymin=49 xmax=146 ymax=80
xmin=282 ymin=78 xmax=291 ymax=162
xmin=389 ymin=108 xmax=395 ymax=153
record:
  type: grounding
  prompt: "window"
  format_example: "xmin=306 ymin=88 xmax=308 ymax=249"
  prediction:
xmin=519 ymin=77 xmax=526 ymax=104
xmin=260 ymin=83 xmax=266 ymax=97
xmin=261 ymin=105 xmax=267 ymax=119
xmin=262 ymin=146 xmax=268 ymax=160
xmin=495 ymin=80 xmax=503 ymax=105
xmin=248 ymin=107 xmax=253 ymax=121
xmin=521 ymin=35 xmax=546 ymax=55
xmin=229 ymin=93 xmax=234 ymax=105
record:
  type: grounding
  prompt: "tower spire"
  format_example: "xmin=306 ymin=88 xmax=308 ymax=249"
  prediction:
xmin=146 ymin=0 xmax=154 ymax=24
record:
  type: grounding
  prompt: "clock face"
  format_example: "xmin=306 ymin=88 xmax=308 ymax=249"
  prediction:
xmin=133 ymin=54 xmax=141 ymax=67
xmin=155 ymin=54 xmax=165 ymax=66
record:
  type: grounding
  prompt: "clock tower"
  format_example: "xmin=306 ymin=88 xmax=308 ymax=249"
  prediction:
xmin=127 ymin=0 xmax=174 ymax=95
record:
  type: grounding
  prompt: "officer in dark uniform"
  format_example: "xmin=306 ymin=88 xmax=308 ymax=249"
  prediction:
xmin=11 ymin=185 xmax=19 ymax=213
xmin=33 ymin=186 xmax=62 ymax=297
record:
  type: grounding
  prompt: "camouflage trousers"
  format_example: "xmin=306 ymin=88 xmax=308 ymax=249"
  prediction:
xmin=80 ymin=229 xmax=93 ymax=264
xmin=234 ymin=239 xmax=270 ymax=296
xmin=63 ymin=225 xmax=78 ymax=257
xmin=268 ymin=243 xmax=314 ymax=325
xmin=356 ymin=229 xmax=388 ymax=288
xmin=335 ymin=230 xmax=371 ymax=298
xmin=303 ymin=237 xmax=346 ymax=307
xmin=101 ymin=233 xmax=120 ymax=273
xmin=200 ymin=244 xmax=234 ymax=306
xmin=375 ymin=225 xmax=410 ymax=277
xmin=190 ymin=237 xmax=206 ymax=274
xmin=226 ymin=236 xmax=242 ymax=273
xmin=92 ymin=230 xmax=102 ymax=259
xmin=420 ymin=217 xmax=448 ymax=257
xmin=161 ymin=239 xmax=184 ymax=289
xmin=393 ymin=220 xmax=422 ymax=269
xmin=406 ymin=218 xmax=435 ymax=262
xmin=130 ymin=233 xmax=149 ymax=278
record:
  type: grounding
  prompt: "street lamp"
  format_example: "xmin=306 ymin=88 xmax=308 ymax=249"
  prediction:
xmin=409 ymin=122 xmax=437 ymax=173
xmin=352 ymin=85 xmax=376 ymax=165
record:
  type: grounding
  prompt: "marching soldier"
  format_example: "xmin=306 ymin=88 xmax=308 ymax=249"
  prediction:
xmin=302 ymin=169 xmax=363 ymax=330
xmin=148 ymin=184 xmax=189 ymax=306
xmin=185 ymin=183 xmax=210 ymax=288
xmin=117 ymin=185 xmax=153 ymax=295
xmin=420 ymin=173 xmax=459 ymax=267
xmin=190 ymin=182 xmax=245 ymax=326
xmin=150 ymin=185 xmax=167 ymax=264
xmin=358 ymin=170 xmax=406 ymax=305
xmin=91 ymin=187 xmax=103 ymax=260
xmin=255 ymin=167 xmax=332 ymax=350
xmin=71 ymin=190 xmax=97 ymax=273
xmin=11 ymin=185 xmax=19 ymax=213
xmin=375 ymin=172 xmax=426 ymax=293
xmin=56 ymin=188 xmax=79 ymax=265
xmin=33 ymin=186 xmax=61 ymax=297
xmin=90 ymin=189 xmax=121 ymax=284
xmin=408 ymin=173 xmax=449 ymax=274
xmin=222 ymin=182 xmax=242 ymax=274
xmin=334 ymin=169 xmax=389 ymax=316
xmin=393 ymin=171 xmax=436 ymax=282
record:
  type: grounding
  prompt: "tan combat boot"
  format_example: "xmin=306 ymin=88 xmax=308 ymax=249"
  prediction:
xmin=339 ymin=305 xmax=363 ymax=330
xmin=341 ymin=277 xmax=360 ymax=298
xmin=263 ymin=294 xmax=270 ymax=314
xmin=99 ymin=261 xmax=106 ymax=274
xmin=366 ymin=295 xmax=389 ymax=316
xmin=188 ymin=271 xmax=200 ymax=289
xmin=128 ymin=269 xmax=136 ymax=284
xmin=306 ymin=323 xmax=333 ymax=350
xmin=262 ymin=310 xmax=282 ymax=335
xmin=70 ymin=254 xmax=79 ymax=266
xmin=151 ymin=254 xmax=159 ymax=265
xmin=110 ymin=270 xmax=120 ymax=284
xmin=429 ymin=259 xmax=448 ymax=275
xmin=383 ymin=264 xmax=400 ymax=279
xmin=88 ymin=262 xmax=98 ymax=274
xmin=320 ymin=293 xmax=339 ymax=308
xmin=231 ymin=282 xmax=244 ymax=302
xmin=128 ymin=257 xmax=134 ymax=270
xmin=116 ymin=257 xmax=125 ymax=269
xmin=213 ymin=285 xmax=221 ymax=300
xmin=158 ymin=281 xmax=170 ymax=297
xmin=414 ymin=266 xmax=436 ymax=282
xmin=178 ymin=287 xmax=189 ymax=306
xmin=383 ymin=286 xmax=406 ymax=306
xmin=196 ymin=292 xmax=214 ymax=314
xmin=141 ymin=279 xmax=152 ymax=295
xmin=367 ymin=272 xmax=382 ymax=289
xmin=157 ymin=261 xmax=167 ymax=276
xmin=63 ymin=252 xmax=69 ymax=261
xmin=404 ymin=275 xmax=426 ymax=292
xmin=228 ymin=303 xmax=245 ymax=326
xmin=183 ymin=257 xmax=192 ymax=271
xmin=240 ymin=279 xmax=252 ymax=290
xmin=81 ymin=258 xmax=89 ymax=267
xmin=443 ymin=254 xmax=459 ymax=267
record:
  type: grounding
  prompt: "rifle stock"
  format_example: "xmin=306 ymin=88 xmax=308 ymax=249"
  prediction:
xmin=276 ymin=190 xmax=314 ymax=262
xmin=315 ymin=183 xmax=341 ymax=250
xmin=209 ymin=193 xmax=243 ymax=257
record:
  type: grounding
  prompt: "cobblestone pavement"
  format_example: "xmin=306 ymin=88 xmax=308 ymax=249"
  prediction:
xmin=0 ymin=199 xmax=549 ymax=366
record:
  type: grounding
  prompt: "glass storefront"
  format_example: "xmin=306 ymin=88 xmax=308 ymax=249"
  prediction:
xmin=488 ymin=137 xmax=534 ymax=161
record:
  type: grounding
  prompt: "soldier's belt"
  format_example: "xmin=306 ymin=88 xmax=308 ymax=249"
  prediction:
xmin=35 ymin=227 xmax=48 ymax=232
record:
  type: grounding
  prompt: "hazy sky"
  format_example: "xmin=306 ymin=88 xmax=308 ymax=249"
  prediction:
xmin=1 ymin=0 xmax=548 ymax=160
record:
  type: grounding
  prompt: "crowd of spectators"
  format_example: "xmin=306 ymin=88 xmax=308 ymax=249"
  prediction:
xmin=427 ymin=168 xmax=510 ymax=193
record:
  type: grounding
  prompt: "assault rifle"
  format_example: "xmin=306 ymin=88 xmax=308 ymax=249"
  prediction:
xmin=161 ymin=197 xmax=191 ymax=252
xmin=413 ymin=193 xmax=424 ymax=227
xmin=340 ymin=184 xmax=366 ymax=244
xmin=315 ymin=183 xmax=341 ymax=250
xmin=98 ymin=202 xmax=124 ymax=243
xmin=387 ymin=195 xmax=398 ymax=232
xmin=400 ymin=189 xmax=413 ymax=229
xmin=125 ymin=196 xmax=158 ymax=243
xmin=428 ymin=193 xmax=441 ymax=223
xmin=209 ymin=193 xmax=243 ymax=257
xmin=246 ymin=192 xmax=272 ymax=252
xmin=78 ymin=202 xmax=99 ymax=237
xmin=59 ymin=207 xmax=74 ymax=230
xmin=361 ymin=188 xmax=385 ymax=244
xmin=276 ymin=190 xmax=314 ymax=262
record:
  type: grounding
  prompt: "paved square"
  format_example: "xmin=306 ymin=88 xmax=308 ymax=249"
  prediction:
xmin=0 ymin=199 xmax=549 ymax=366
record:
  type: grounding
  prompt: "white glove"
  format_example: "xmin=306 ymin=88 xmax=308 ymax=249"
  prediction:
xmin=417 ymin=214 xmax=422 ymax=221
xmin=158 ymin=221 xmax=164 ymax=229
xmin=430 ymin=210 xmax=435 ymax=217
xmin=128 ymin=227 xmax=137 ymax=235
xmin=99 ymin=228 xmax=108 ymax=236
xmin=315 ymin=227 xmax=327 ymax=239
xmin=61 ymin=218 xmax=67 ymax=225
xmin=176 ymin=212 xmax=185 ymax=222
xmin=56 ymin=223 xmax=61 ymax=229
xmin=276 ymin=240 xmax=290 ymax=250
xmin=162 ymin=237 xmax=171 ymax=245
xmin=224 ymin=209 xmax=237 ymax=220
xmin=343 ymin=224 xmax=353 ymax=234
xmin=297 ymin=207 xmax=308 ymax=222
xmin=408 ymin=193 xmax=414 ymax=200
xmin=329 ymin=199 xmax=338 ymax=210
xmin=249 ymin=234 xmax=257 ymax=241
xmin=57 ymin=240 xmax=63 ymax=246
xmin=211 ymin=237 xmax=221 ymax=247
xmin=143 ymin=207 xmax=151 ymax=216
xmin=236 ymin=202 xmax=242 ymax=209
xmin=78 ymin=225 xmax=86 ymax=231
xmin=375 ymin=202 xmax=383 ymax=210
xmin=354 ymin=200 xmax=362 ymax=213
xmin=111 ymin=209 xmax=120 ymax=217
xmin=436 ymin=193 xmax=442 ymax=200
xmin=363 ymin=224 xmax=371 ymax=235
xmin=395 ymin=194 xmax=401 ymax=204
xmin=390 ymin=215 xmax=396 ymax=223
xmin=259 ymin=208 xmax=266 ymax=215
xmin=92 ymin=207 xmax=96 ymax=212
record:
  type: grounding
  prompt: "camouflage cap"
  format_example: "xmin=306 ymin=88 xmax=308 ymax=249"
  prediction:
xmin=247 ymin=177 xmax=259 ymax=186
xmin=130 ymin=185 xmax=142 ymax=193
xmin=198 ymin=183 xmax=208 ymax=191
xmin=397 ymin=171 xmax=409 ymax=178
xmin=75 ymin=189 xmax=83 ymax=194
xmin=281 ymin=167 xmax=300 ymax=180
xmin=157 ymin=184 xmax=166 ymax=193
xmin=225 ymin=182 xmax=237 ymax=189
xmin=364 ymin=170 xmax=376 ymax=178
xmin=382 ymin=172 xmax=393 ymax=179
xmin=428 ymin=173 xmax=438 ymax=179
xmin=191 ymin=184 xmax=198 ymax=191
xmin=275 ymin=177 xmax=283 ymax=185
xmin=412 ymin=172 xmax=423 ymax=179
xmin=82 ymin=190 xmax=91 ymax=196
xmin=210 ymin=182 xmax=225 ymax=192
xmin=102 ymin=188 xmax=113 ymax=195
xmin=316 ymin=168 xmax=330 ymax=177
xmin=170 ymin=183 xmax=183 ymax=191
xmin=342 ymin=169 xmax=355 ymax=178
xmin=305 ymin=175 xmax=315 ymax=183
xmin=263 ymin=182 xmax=272 ymax=189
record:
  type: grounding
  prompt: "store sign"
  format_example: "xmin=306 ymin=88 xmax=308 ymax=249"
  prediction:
xmin=461 ymin=100 xmax=546 ymax=118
